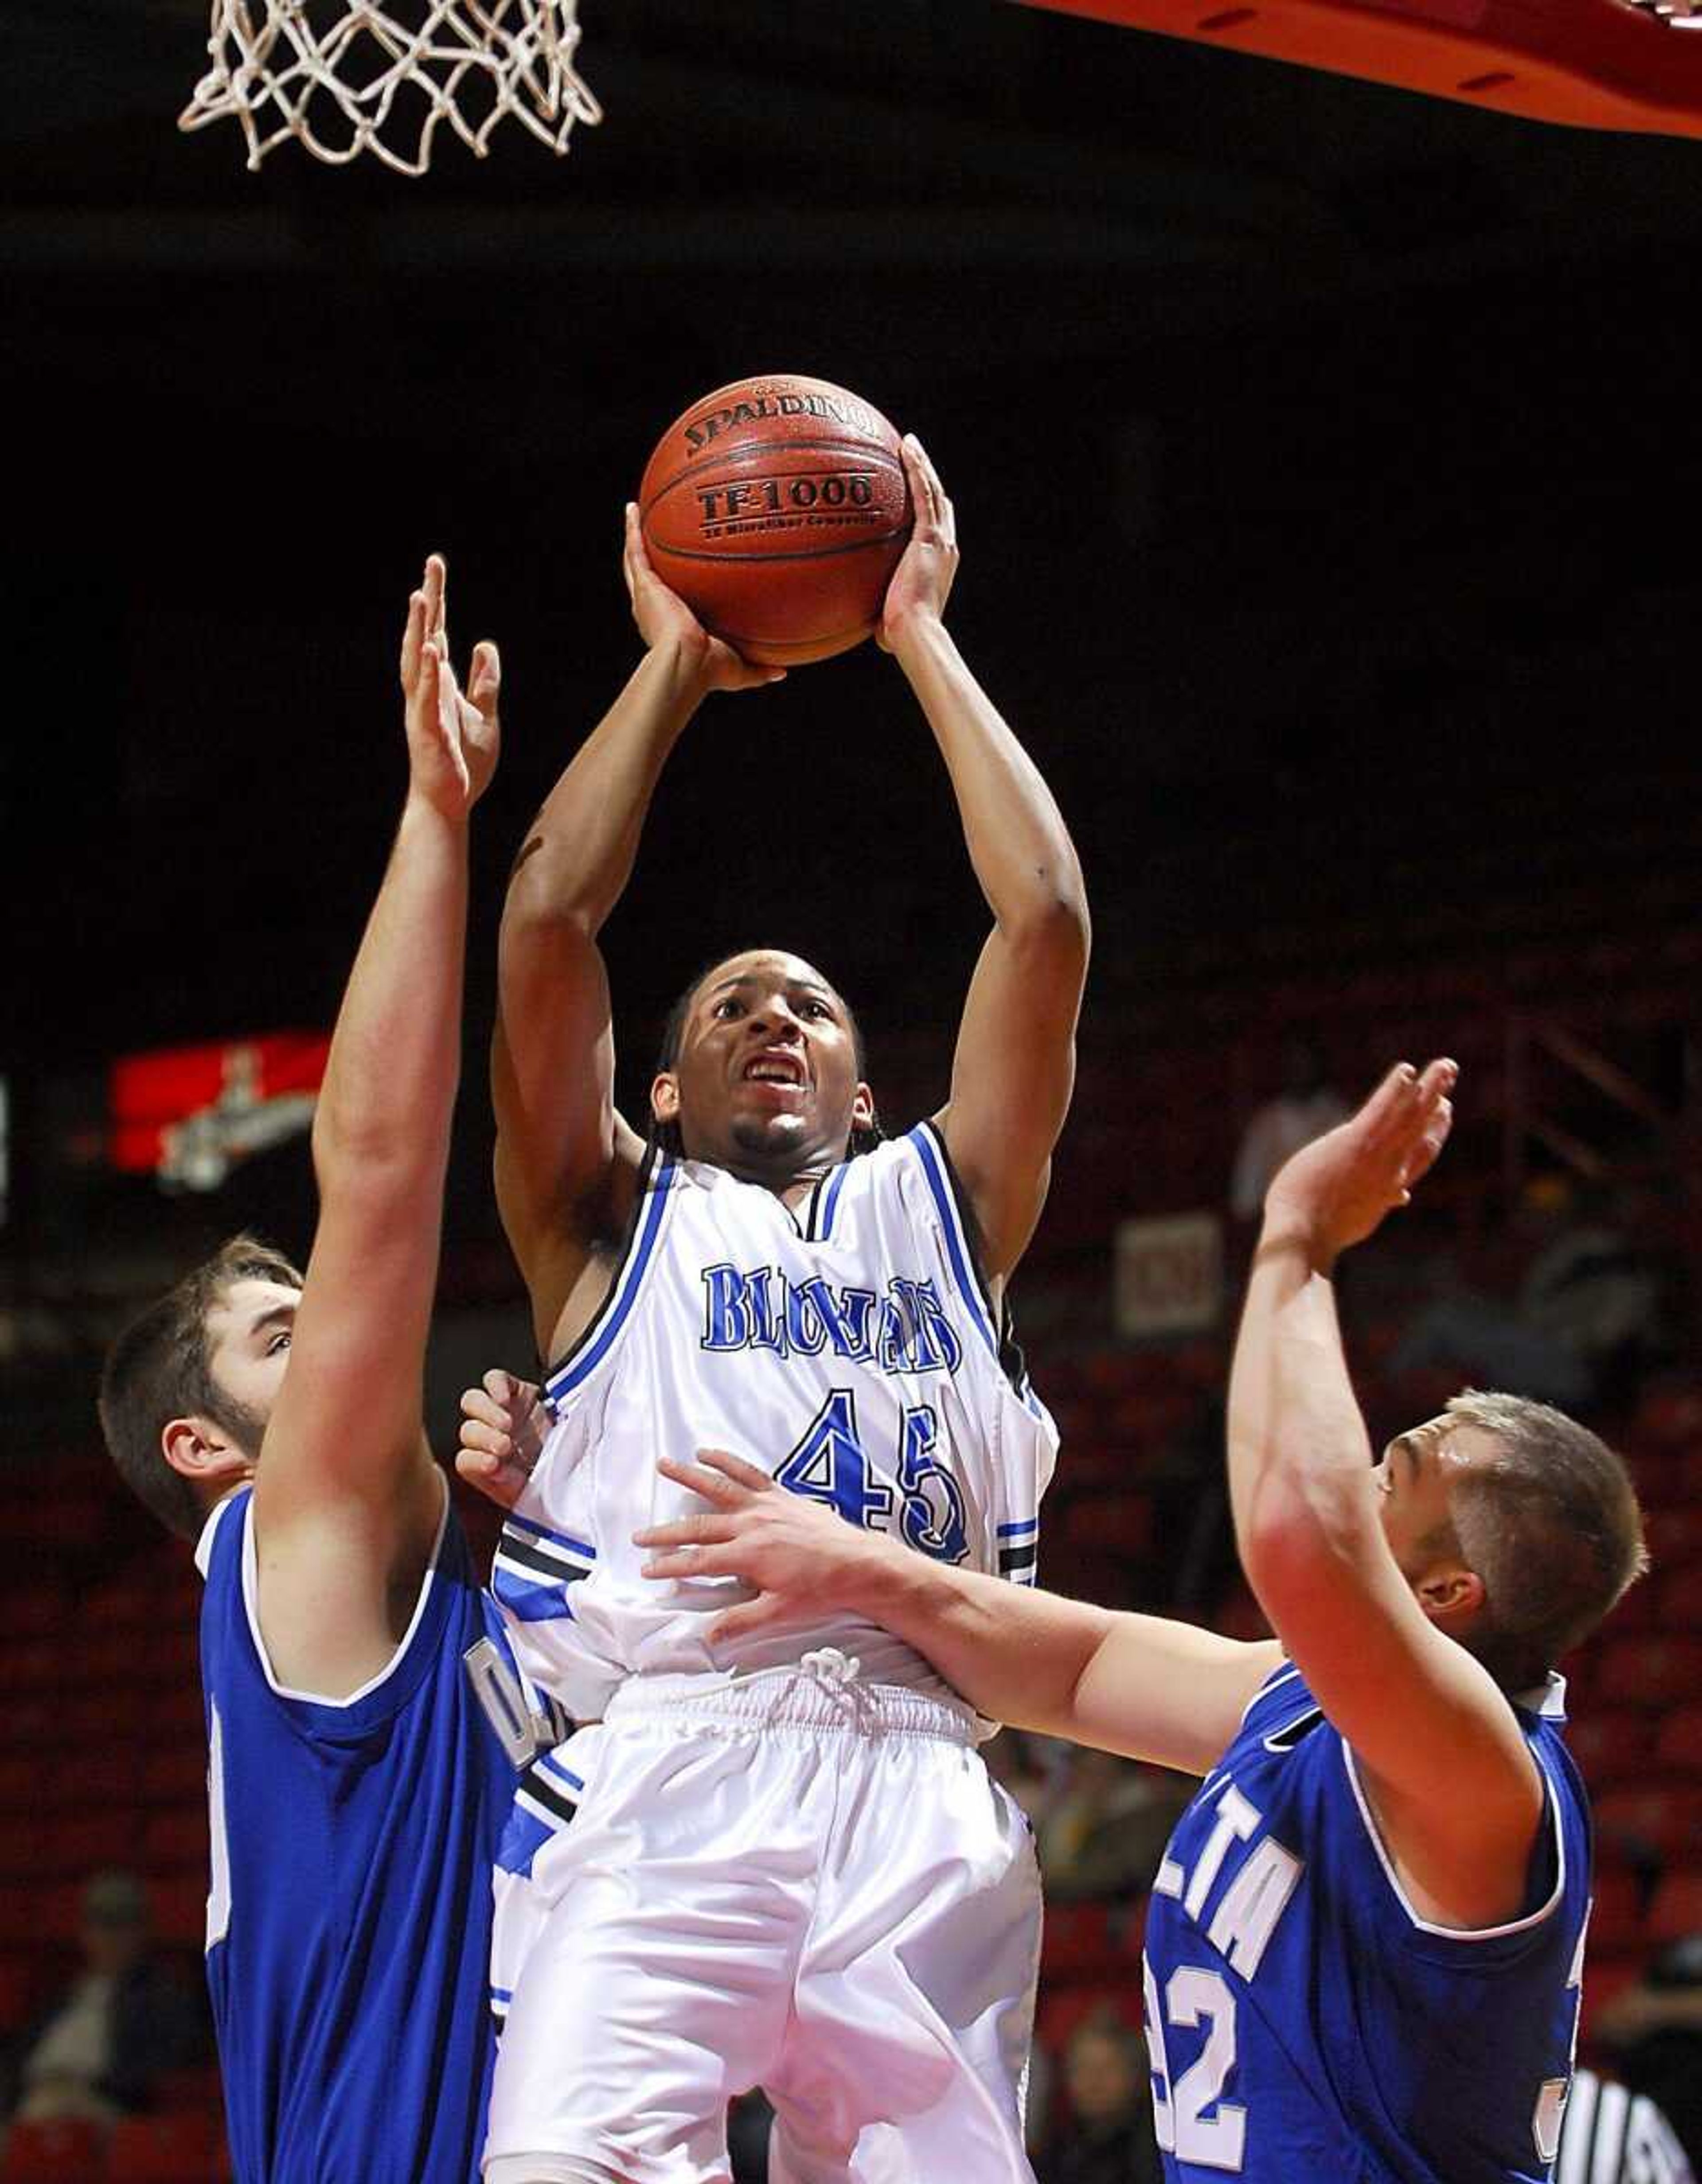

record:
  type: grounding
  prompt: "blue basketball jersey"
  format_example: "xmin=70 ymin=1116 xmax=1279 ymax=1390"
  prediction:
xmin=1140 ymin=1661 xmax=1592 ymax=2183
xmin=196 ymin=1482 xmax=568 ymax=2184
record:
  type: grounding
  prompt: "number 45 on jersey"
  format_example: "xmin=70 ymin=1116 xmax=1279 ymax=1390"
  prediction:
xmin=776 ymin=1389 xmax=970 ymax=1565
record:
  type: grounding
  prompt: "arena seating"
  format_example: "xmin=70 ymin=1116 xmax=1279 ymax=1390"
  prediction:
xmin=104 ymin=2110 xmax=222 ymax=2184
xmin=0 ymin=2118 xmax=107 ymax=2183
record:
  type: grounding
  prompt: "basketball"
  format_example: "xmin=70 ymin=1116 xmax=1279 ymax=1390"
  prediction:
xmin=638 ymin=373 xmax=913 ymax=667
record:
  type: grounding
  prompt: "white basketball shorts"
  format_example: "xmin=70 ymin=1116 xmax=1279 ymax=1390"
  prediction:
xmin=482 ymin=1652 xmax=1041 ymax=2184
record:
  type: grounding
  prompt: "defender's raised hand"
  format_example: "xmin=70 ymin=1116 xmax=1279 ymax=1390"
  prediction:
xmin=878 ymin=435 xmax=959 ymax=651
xmin=401 ymin=554 xmax=500 ymax=817
xmin=621 ymin=504 xmax=784 ymax=693
xmin=636 ymin=1451 xmax=880 ymax=1647
xmin=1263 ymin=1058 xmax=1457 ymax=1268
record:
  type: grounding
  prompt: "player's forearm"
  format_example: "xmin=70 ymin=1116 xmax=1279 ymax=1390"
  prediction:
xmin=1228 ymin=1221 xmax=1381 ymax=1595
xmin=887 ymin=617 xmax=1089 ymax=955
xmin=312 ymin=795 xmax=468 ymax=1197
xmin=505 ymin=645 xmax=708 ymax=936
xmin=835 ymin=1533 xmax=1116 ymax=1735
xmin=847 ymin=1541 xmax=1265 ymax=1767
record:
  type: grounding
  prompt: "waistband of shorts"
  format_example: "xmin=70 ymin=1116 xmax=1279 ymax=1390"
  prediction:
xmin=603 ymin=1650 xmax=983 ymax=1743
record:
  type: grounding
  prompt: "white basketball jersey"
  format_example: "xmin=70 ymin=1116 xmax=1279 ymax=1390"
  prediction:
xmin=495 ymin=1123 xmax=1058 ymax=1720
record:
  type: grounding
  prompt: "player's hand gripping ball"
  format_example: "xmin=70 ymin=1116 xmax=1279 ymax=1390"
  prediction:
xmin=639 ymin=373 xmax=913 ymax=667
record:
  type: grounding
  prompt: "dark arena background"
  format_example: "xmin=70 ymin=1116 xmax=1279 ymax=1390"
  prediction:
xmin=3 ymin=4 xmax=1701 ymax=2174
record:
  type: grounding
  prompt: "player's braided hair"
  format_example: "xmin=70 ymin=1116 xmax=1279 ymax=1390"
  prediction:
xmin=646 ymin=951 xmax=884 ymax=1163
xmin=98 ymin=1234 xmax=304 ymax=1541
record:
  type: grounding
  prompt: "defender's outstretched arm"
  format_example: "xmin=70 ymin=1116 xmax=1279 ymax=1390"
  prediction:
xmin=1229 ymin=1061 xmax=1544 ymax=1927
xmin=456 ymin=1375 xmax=1276 ymax=1766
xmin=253 ymin=558 xmax=499 ymax=1696
xmin=626 ymin=1448 xmax=1277 ymax=1775
xmin=884 ymin=439 xmax=1089 ymax=1284
xmin=494 ymin=509 xmax=781 ymax=1356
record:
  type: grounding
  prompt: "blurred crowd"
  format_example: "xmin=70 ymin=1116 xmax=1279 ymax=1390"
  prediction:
xmin=0 ymin=1871 xmax=207 ymax=2160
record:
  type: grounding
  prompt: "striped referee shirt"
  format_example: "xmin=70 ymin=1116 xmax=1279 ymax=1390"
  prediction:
xmin=1558 ymin=2067 xmax=1695 ymax=2184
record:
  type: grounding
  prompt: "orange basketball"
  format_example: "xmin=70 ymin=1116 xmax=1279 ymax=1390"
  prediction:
xmin=638 ymin=374 xmax=912 ymax=667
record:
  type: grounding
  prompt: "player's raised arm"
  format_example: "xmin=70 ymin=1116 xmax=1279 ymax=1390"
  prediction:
xmin=1228 ymin=1061 xmax=1547 ymax=1927
xmin=628 ymin=1448 xmax=1278 ymax=1774
xmin=248 ymin=558 xmax=499 ymax=1695
xmin=493 ymin=507 xmax=783 ymax=1355
xmin=883 ymin=437 xmax=1090 ymax=1284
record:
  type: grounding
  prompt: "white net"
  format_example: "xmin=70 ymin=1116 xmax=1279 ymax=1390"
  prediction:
xmin=180 ymin=0 xmax=601 ymax=176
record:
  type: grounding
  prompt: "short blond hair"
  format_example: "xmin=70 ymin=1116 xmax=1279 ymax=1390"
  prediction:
xmin=1443 ymin=1389 xmax=1647 ymax=1691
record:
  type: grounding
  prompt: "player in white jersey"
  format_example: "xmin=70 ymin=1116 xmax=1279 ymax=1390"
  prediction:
xmin=482 ymin=434 xmax=1090 ymax=2184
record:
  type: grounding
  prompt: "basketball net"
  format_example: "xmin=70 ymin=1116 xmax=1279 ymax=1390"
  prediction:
xmin=180 ymin=0 xmax=601 ymax=176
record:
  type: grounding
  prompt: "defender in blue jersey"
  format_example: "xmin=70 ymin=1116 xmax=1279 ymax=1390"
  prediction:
xmin=98 ymin=562 xmax=567 ymax=2184
xmin=629 ymin=1061 xmax=1648 ymax=2184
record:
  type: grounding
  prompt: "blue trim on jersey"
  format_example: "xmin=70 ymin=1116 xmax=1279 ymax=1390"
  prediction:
xmin=503 ymin=1733 xmax=589 ymax=1875
xmin=538 ymin=1752 xmax=585 ymax=1794
xmin=491 ymin=1571 xmax=578 ymax=1624
xmin=998 ymin=1514 xmax=1041 ymax=1584
xmin=545 ymin=1150 xmax=676 ymax=1402
xmin=492 ymin=1516 xmax=593 ymax=1625
xmin=515 ymin=1771 xmax=580 ymax=1828
xmin=906 ymin=1123 xmax=1050 ymax=1424
xmin=501 ymin=1510 xmax=597 ymax=1561
xmin=906 ymin=1123 xmax=1000 ymax=1360
xmin=495 ymin=1803 xmax=553 ymax=1877
xmin=820 ymin=1160 xmax=851 ymax=1239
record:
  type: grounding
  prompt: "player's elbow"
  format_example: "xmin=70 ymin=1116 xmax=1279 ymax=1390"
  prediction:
xmin=503 ymin=834 xmax=605 ymax=937
xmin=1003 ymin=882 xmax=1091 ymax=980
xmin=312 ymin=1107 xmax=445 ymax=1203
xmin=1235 ymin=1462 xmax=1375 ymax=1618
